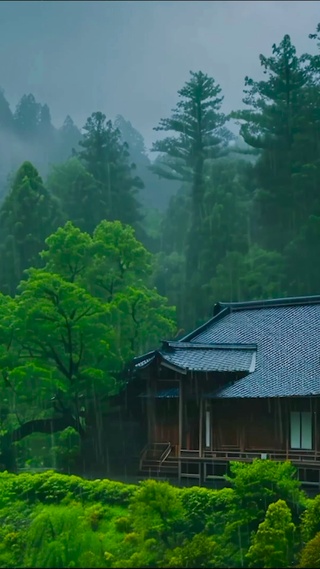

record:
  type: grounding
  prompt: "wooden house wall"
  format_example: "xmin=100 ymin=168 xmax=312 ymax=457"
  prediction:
xmin=209 ymin=397 xmax=320 ymax=453
xmin=142 ymin=369 xmax=320 ymax=455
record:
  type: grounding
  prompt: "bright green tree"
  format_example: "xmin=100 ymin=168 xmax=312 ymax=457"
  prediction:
xmin=246 ymin=500 xmax=296 ymax=568
xmin=0 ymin=220 xmax=176 ymax=469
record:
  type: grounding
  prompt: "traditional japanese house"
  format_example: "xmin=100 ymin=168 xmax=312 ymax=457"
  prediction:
xmin=128 ymin=296 xmax=320 ymax=486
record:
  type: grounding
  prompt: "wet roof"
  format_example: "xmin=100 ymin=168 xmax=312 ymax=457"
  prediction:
xmin=133 ymin=296 xmax=320 ymax=399
xmin=160 ymin=345 xmax=255 ymax=373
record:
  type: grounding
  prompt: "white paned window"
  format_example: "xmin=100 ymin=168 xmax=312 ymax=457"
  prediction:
xmin=290 ymin=412 xmax=312 ymax=450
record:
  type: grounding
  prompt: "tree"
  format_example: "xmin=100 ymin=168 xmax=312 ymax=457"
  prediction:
xmin=46 ymin=158 xmax=101 ymax=234
xmin=209 ymin=246 xmax=286 ymax=304
xmin=299 ymin=532 xmax=320 ymax=568
xmin=246 ymin=500 xmax=296 ymax=568
xmin=115 ymin=114 xmax=179 ymax=211
xmin=152 ymin=71 xmax=231 ymax=278
xmin=232 ymin=35 xmax=313 ymax=251
xmin=0 ymin=162 xmax=61 ymax=295
xmin=154 ymin=157 xmax=254 ymax=327
xmin=41 ymin=220 xmax=176 ymax=357
xmin=55 ymin=115 xmax=82 ymax=163
xmin=0 ymin=220 xmax=176 ymax=470
xmin=78 ymin=112 xmax=143 ymax=228
xmin=0 ymin=88 xmax=14 ymax=131
xmin=14 ymin=94 xmax=41 ymax=140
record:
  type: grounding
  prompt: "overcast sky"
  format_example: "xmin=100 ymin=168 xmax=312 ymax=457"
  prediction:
xmin=0 ymin=0 xmax=319 ymax=150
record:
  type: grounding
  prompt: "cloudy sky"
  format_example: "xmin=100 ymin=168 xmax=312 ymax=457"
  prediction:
xmin=0 ymin=1 xmax=319 ymax=149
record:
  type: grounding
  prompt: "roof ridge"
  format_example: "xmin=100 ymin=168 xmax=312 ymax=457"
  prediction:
xmin=180 ymin=295 xmax=320 ymax=343
xmin=164 ymin=341 xmax=257 ymax=351
xmin=219 ymin=295 xmax=320 ymax=311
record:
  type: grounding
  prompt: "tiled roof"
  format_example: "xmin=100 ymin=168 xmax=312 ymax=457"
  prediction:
xmin=160 ymin=346 xmax=255 ymax=373
xmin=134 ymin=296 xmax=320 ymax=399
xmin=188 ymin=297 xmax=320 ymax=398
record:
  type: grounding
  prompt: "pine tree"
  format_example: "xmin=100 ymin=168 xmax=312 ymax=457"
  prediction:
xmin=55 ymin=115 xmax=82 ymax=163
xmin=0 ymin=88 xmax=14 ymax=131
xmin=232 ymin=35 xmax=312 ymax=251
xmin=14 ymin=94 xmax=41 ymax=140
xmin=78 ymin=112 xmax=143 ymax=228
xmin=0 ymin=161 xmax=61 ymax=295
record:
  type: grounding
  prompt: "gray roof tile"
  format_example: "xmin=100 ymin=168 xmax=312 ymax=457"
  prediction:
xmin=192 ymin=302 xmax=320 ymax=398
xmin=160 ymin=347 xmax=255 ymax=372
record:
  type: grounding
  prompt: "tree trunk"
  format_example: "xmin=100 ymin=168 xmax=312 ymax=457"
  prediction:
xmin=0 ymin=414 xmax=85 ymax=473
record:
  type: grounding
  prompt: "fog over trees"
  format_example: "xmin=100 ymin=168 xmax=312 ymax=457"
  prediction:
xmin=1 ymin=2 xmax=320 ymax=566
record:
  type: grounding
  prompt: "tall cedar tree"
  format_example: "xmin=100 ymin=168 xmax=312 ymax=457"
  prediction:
xmin=152 ymin=71 xmax=231 ymax=326
xmin=0 ymin=161 xmax=61 ymax=295
xmin=152 ymin=70 xmax=229 ymax=251
xmin=78 ymin=112 xmax=143 ymax=229
xmin=232 ymin=35 xmax=313 ymax=251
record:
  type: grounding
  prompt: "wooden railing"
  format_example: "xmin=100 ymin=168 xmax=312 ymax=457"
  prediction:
xmin=139 ymin=442 xmax=172 ymax=471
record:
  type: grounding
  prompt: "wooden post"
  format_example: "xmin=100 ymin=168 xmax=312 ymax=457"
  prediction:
xmin=313 ymin=399 xmax=318 ymax=456
xmin=199 ymin=396 xmax=203 ymax=458
xmin=285 ymin=399 xmax=289 ymax=459
xmin=178 ymin=378 xmax=183 ymax=483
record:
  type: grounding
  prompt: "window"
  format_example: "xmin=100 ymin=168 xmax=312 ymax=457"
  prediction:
xmin=290 ymin=412 xmax=312 ymax=450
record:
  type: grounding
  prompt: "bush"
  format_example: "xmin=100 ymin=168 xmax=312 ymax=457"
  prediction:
xmin=128 ymin=479 xmax=185 ymax=544
xmin=181 ymin=486 xmax=235 ymax=536
xmin=0 ymin=470 xmax=136 ymax=506
xmin=299 ymin=531 xmax=320 ymax=568
xmin=165 ymin=533 xmax=218 ymax=568
xmin=246 ymin=499 xmax=296 ymax=568
xmin=226 ymin=460 xmax=306 ymax=525
xmin=300 ymin=495 xmax=320 ymax=543
xmin=24 ymin=503 xmax=106 ymax=568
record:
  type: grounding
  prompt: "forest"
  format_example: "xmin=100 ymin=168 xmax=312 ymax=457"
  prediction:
xmin=1 ymin=21 xmax=320 ymax=568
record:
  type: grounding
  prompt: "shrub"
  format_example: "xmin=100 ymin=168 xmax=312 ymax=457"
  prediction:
xmin=299 ymin=531 xmax=320 ymax=568
xmin=0 ymin=470 xmax=136 ymax=506
xmin=300 ymin=495 xmax=320 ymax=543
xmin=246 ymin=500 xmax=296 ymax=568
xmin=129 ymin=479 xmax=185 ymax=544
xmin=165 ymin=533 xmax=218 ymax=568
xmin=226 ymin=460 xmax=306 ymax=525
xmin=181 ymin=485 xmax=235 ymax=536
xmin=24 ymin=503 xmax=106 ymax=568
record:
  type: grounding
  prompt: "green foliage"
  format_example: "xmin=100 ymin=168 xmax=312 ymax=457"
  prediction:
xmin=246 ymin=500 xmax=296 ymax=568
xmin=78 ymin=112 xmax=143 ymax=229
xmin=299 ymin=531 xmax=320 ymax=568
xmin=0 ymin=469 xmax=317 ymax=568
xmin=226 ymin=460 xmax=305 ymax=524
xmin=165 ymin=532 xmax=218 ymax=568
xmin=0 ymin=471 xmax=136 ymax=506
xmin=0 ymin=161 xmax=61 ymax=295
xmin=181 ymin=485 xmax=235 ymax=536
xmin=24 ymin=503 xmax=106 ymax=568
xmin=47 ymin=158 xmax=101 ymax=234
xmin=0 ymin=219 xmax=175 ymax=469
xmin=128 ymin=479 xmax=185 ymax=544
xmin=300 ymin=494 xmax=320 ymax=543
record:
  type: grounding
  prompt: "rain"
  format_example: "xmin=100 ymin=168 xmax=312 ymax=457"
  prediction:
xmin=0 ymin=0 xmax=320 ymax=567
